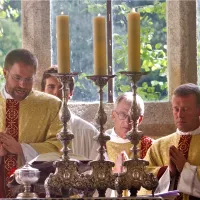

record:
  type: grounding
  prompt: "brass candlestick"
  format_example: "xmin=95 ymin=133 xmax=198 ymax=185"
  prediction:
xmin=115 ymin=71 xmax=158 ymax=197
xmin=44 ymin=72 xmax=86 ymax=198
xmin=86 ymin=75 xmax=117 ymax=197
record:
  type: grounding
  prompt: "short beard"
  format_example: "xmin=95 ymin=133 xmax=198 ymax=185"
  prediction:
xmin=7 ymin=87 xmax=30 ymax=101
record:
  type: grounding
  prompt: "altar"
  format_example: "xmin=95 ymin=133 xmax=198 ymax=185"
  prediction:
xmin=0 ymin=198 xmax=166 ymax=200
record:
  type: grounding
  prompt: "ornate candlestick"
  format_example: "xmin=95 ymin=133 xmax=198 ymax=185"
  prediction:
xmin=115 ymin=71 xmax=158 ymax=197
xmin=44 ymin=72 xmax=87 ymax=198
xmin=86 ymin=75 xmax=117 ymax=197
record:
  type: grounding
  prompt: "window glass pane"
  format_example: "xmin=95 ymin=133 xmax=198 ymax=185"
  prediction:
xmin=50 ymin=0 xmax=107 ymax=102
xmin=197 ymin=0 xmax=200 ymax=85
xmin=51 ymin=0 xmax=167 ymax=102
xmin=0 ymin=0 xmax=22 ymax=89
xmin=112 ymin=0 xmax=167 ymax=101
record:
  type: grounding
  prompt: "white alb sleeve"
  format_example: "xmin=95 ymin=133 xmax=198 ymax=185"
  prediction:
xmin=178 ymin=162 xmax=200 ymax=197
xmin=21 ymin=143 xmax=38 ymax=164
xmin=155 ymin=167 xmax=171 ymax=194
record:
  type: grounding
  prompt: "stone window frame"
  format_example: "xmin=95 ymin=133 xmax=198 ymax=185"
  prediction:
xmin=21 ymin=0 xmax=197 ymax=137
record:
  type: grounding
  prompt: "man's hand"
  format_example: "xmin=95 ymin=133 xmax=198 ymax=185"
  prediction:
xmin=113 ymin=151 xmax=128 ymax=173
xmin=0 ymin=130 xmax=23 ymax=155
xmin=0 ymin=143 xmax=7 ymax=156
xmin=169 ymin=145 xmax=187 ymax=173
xmin=0 ymin=131 xmax=8 ymax=156
xmin=169 ymin=154 xmax=177 ymax=177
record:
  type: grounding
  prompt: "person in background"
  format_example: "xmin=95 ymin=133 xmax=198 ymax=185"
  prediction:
xmin=0 ymin=49 xmax=62 ymax=197
xmin=41 ymin=66 xmax=99 ymax=160
xmin=142 ymin=83 xmax=200 ymax=200
xmin=105 ymin=92 xmax=154 ymax=174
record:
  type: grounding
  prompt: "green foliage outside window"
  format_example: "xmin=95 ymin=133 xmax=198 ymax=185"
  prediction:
xmin=0 ymin=67 xmax=3 ymax=89
xmin=85 ymin=1 xmax=167 ymax=101
xmin=0 ymin=0 xmax=21 ymax=89
xmin=112 ymin=2 xmax=167 ymax=101
xmin=51 ymin=0 xmax=167 ymax=101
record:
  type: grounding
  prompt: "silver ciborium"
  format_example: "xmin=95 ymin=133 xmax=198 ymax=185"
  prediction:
xmin=14 ymin=163 xmax=40 ymax=199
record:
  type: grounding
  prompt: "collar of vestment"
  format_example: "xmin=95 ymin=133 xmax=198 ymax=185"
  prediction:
xmin=177 ymin=126 xmax=200 ymax=135
xmin=109 ymin=128 xmax=130 ymax=143
xmin=1 ymin=86 xmax=13 ymax=99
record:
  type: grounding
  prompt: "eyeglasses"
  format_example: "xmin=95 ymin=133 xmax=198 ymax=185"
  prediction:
xmin=9 ymin=72 xmax=34 ymax=84
xmin=114 ymin=110 xmax=131 ymax=121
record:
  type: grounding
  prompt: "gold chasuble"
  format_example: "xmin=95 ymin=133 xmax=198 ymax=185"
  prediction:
xmin=106 ymin=141 xmax=132 ymax=163
xmin=0 ymin=91 xmax=62 ymax=154
xmin=106 ymin=130 xmax=153 ymax=197
xmin=106 ymin=135 xmax=153 ymax=163
xmin=0 ymin=90 xmax=63 ymax=197
xmin=142 ymin=132 xmax=200 ymax=200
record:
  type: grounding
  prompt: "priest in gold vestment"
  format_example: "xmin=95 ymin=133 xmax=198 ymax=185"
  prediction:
xmin=141 ymin=83 xmax=200 ymax=200
xmin=0 ymin=90 xmax=62 ymax=159
xmin=105 ymin=92 xmax=154 ymax=196
xmin=0 ymin=49 xmax=62 ymax=198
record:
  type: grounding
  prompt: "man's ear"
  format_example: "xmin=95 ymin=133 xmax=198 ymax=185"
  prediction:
xmin=3 ymin=68 xmax=7 ymax=78
xmin=138 ymin=115 xmax=143 ymax=125
xmin=112 ymin=110 xmax=116 ymax=120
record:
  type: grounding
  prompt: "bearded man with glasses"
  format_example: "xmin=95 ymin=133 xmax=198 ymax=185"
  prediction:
xmin=0 ymin=49 xmax=62 ymax=198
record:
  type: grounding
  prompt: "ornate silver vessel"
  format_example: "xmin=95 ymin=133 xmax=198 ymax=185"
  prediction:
xmin=14 ymin=163 xmax=40 ymax=199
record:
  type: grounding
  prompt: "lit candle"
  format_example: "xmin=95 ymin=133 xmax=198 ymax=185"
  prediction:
xmin=128 ymin=9 xmax=140 ymax=72
xmin=56 ymin=15 xmax=70 ymax=73
xmin=93 ymin=16 xmax=107 ymax=75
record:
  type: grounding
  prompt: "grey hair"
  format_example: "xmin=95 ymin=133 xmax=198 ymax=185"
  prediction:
xmin=114 ymin=92 xmax=144 ymax=116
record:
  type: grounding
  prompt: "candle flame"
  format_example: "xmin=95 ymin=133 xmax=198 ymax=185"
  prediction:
xmin=98 ymin=13 xmax=101 ymax=16
xmin=132 ymin=8 xmax=136 ymax=12
xmin=61 ymin=11 xmax=64 ymax=15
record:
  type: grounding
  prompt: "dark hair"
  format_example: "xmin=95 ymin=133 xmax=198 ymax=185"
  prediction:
xmin=41 ymin=66 xmax=75 ymax=93
xmin=4 ymin=49 xmax=38 ymax=72
xmin=173 ymin=83 xmax=200 ymax=105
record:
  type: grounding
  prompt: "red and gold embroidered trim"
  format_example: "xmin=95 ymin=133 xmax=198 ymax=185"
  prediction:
xmin=174 ymin=135 xmax=192 ymax=200
xmin=177 ymin=135 xmax=192 ymax=159
xmin=3 ymin=99 xmax=19 ymax=198
xmin=140 ymin=136 xmax=153 ymax=159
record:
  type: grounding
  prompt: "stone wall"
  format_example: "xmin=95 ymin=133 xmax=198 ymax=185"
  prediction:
xmin=69 ymin=101 xmax=175 ymax=138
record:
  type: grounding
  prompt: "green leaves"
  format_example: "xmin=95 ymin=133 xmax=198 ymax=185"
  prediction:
xmin=113 ymin=1 xmax=167 ymax=101
xmin=120 ymin=84 xmax=131 ymax=93
xmin=0 ymin=67 xmax=4 ymax=90
xmin=0 ymin=0 xmax=21 ymax=88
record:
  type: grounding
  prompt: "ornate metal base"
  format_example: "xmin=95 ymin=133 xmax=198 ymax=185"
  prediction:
xmin=16 ymin=192 xmax=39 ymax=199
